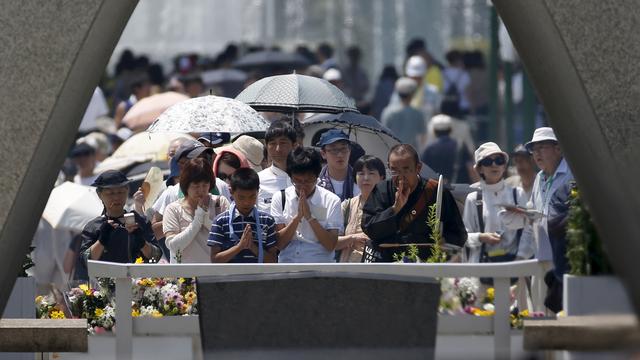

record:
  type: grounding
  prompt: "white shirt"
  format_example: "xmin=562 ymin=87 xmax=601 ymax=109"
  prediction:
xmin=257 ymin=165 xmax=291 ymax=213
xmin=163 ymin=195 xmax=230 ymax=263
xmin=152 ymin=179 xmax=231 ymax=216
xmin=521 ymin=158 xmax=573 ymax=261
xmin=271 ymin=185 xmax=343 ymax=263
xmin=462 ymin=180 xmax=534 ymax=262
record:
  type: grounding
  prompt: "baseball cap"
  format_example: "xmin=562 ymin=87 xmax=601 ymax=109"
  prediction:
xmin=316 ymin=129 xmax=350 ymax=147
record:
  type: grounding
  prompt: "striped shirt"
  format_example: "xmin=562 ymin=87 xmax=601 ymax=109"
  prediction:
xmin=208 ymin=207 xmax=277 ymax=263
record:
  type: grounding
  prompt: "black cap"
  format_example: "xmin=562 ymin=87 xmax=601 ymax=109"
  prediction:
xmin=512 ymin=144 xmax=530 ymax=156
xmin=70 ymin=142 xmax=95 ymax=158
xmin=91 ymin=170 xmax=131 ymax=188
xmin=174 ymin=139 xmax=214 ymax=161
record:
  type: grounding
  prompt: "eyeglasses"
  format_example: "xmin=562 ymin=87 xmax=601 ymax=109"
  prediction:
xmin=478 ymin=156 xmax=506 ymax=167
xmin=324 ymin=146 xmax=350 ymax=155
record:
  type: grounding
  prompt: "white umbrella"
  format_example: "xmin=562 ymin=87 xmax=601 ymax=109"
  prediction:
xmin=95 ymin=132 xmax=192 ymax=173
xmin=42 ymin=182 xmax=103 ymax=232
xmin=146 ymin=95 xmax=271 ymax=133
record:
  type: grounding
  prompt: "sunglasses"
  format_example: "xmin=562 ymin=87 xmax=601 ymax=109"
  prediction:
xmin=478 ymin=156 xmax=506 ymax=167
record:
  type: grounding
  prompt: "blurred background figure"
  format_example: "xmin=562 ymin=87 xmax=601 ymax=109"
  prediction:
xmin=381 ymin=77 xmax=425 ymax=150
xmin=341 ymin=45 xmax=370 ymax=107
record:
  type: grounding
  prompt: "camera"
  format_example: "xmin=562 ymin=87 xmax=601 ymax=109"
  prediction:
xmin=123 ymin=213 xmax=135 ymax=226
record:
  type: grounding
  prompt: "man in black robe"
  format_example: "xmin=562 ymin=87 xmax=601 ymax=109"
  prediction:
xmin=362 ymin=144 xmax=467 ymax=262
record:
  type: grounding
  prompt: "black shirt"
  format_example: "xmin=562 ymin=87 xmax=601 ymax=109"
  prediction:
xmin=79 ymin=211 xmax=161 ymax=274
xmin=362 ymin=177 xmax=467 ymax=262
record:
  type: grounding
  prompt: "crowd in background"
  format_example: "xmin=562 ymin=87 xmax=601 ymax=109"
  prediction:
xmin=32 ymin=37 xmax=576 ymax=314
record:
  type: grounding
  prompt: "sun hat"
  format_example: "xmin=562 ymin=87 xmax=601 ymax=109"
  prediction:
xmin=395 ymin=77 xmax=418 ymax=97
xmin=214 ymin=135 xmax=264 ymax=172
xmin=405 ymin=55 xmax=427 ymax=77
xmin=323 ymin=68 xmax=342 ymax=82
xmin=525 ymin=127 xmax=558 ymax=151
xmin=91 ymin=170 xmax=131 ymax=189
xmin=431 ymin=114 xmax=453 ymax=131
xmin=474 ymin=142 xmax=509 ymax=167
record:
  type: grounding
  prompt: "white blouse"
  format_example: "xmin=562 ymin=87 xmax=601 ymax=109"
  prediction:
xmin=462 ymin=180 xmax=534 ymax=262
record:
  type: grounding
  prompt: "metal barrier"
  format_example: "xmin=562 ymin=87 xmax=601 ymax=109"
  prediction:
xmin=88 ymin=260 xmax=546 ymax=359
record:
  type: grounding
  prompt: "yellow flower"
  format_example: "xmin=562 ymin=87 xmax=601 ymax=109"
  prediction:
xmin=486 ymin=287 xmax=495 ymax=302
xmin=570 ymin=189 xmax=578 ymax=198
xmin=184 ymin=291 xmax=196 ymax=304
xmin=178 ymin=278 xmax=186 ymax=284
xmin=151 ymin=310 xmax=163 ymax=318
xmin=138 ymin=278 xmax=155 ymax=287
xmin=79 ymin=283 xmax=92 ymax=296
xmin=35 ymin=295 xmax=43 ymax=304
xmin=131 ymin=309 xmax=140 ymax=317
xmin=135 ymin=257 xmax=144 ymax=264
xmin=50 ymin=310 xmax=65 ymax=319
xmin=94 ymin=308 xmax=104 ymax=317
xmin=472 ymin=308 xmax=494 ymax=317
xmin=519 ymin=309 xmax=530 ymax=318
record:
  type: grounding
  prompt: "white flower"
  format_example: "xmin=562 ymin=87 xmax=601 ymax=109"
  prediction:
xmin=483 ymin=303 xmax=495 ymax=312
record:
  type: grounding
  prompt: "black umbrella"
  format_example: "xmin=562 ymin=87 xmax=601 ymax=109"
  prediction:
xmin=303 ymin=112 xmax=438 ymax=179
xmin=233 ymin=50 xmax=310 ymax=71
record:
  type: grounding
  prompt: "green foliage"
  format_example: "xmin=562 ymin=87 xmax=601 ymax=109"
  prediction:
xmin=566 ymin=184 xmax=611 ymax=275
xmin=426 ymin=204 xmax=447 ymax=263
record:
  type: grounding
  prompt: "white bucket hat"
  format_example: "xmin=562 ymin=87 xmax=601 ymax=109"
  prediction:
xmin=215 ymin=135 xmax=264 ymax=172
xmin=474 ymin=142 xmax=509 ymax=167
xmin=525 ymin=127 xmax=558 ymax=151
xmin=405 ymin=55 xmax=427 ymax=77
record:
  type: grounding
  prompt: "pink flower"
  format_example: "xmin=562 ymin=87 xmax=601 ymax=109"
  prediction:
xmin=94 ymin=326 xmax=107 ymax=334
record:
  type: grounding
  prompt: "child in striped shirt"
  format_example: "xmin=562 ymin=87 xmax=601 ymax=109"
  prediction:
xmin=208 ymin=168 xmax=278 ymax=263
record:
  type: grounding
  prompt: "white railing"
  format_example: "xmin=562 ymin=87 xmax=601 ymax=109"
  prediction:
xmin=88 ymin=260 xmax=546 ymax=360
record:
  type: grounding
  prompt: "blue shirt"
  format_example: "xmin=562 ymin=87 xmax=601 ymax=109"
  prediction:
xmin=208 ymin=207 xmax=277 ymax=263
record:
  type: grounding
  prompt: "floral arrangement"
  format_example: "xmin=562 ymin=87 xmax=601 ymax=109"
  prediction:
xmin=131 ymin=277 xmax=198 ymax=318
xmin=36 ymin=294 xmax=66 ymax=320
xmin=440 ymin=280 xmax=544 ymax=328
xmin=37 ymin=272 xmax=198 ymax=333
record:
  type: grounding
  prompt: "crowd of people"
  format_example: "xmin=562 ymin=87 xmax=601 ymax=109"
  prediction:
xmin=34 ymin=37 xmax=576 ymax=314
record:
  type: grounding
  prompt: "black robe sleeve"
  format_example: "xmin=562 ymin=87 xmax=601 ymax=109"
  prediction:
xmin=361 ymin=180 xmax=399 ymax=245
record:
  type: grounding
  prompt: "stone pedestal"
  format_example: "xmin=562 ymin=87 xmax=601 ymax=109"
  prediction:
xmin=196 ymin=271 xmax=440 ymax=360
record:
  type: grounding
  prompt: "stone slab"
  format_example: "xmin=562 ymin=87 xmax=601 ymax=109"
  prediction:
xmin=493 ymin=0 xmax=640 ymax=316
xmin=196 ymin=271 xmax=440 ymax=360
xmin=0 ymin=0 xmax=137 ymax=315
xmin=0 ymin=319 xmax=87 ymax=352
xmin=523 ymin=315 xmax=640 ymax=351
